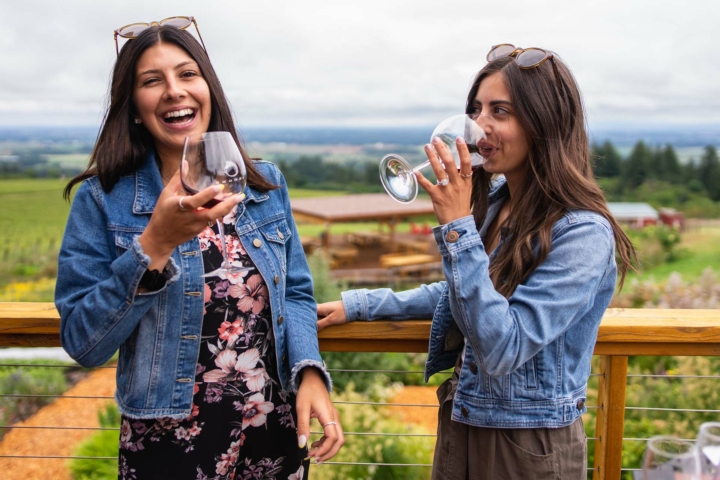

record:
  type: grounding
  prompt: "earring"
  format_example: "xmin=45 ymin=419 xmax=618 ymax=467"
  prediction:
xmin=134 ymin=118 xmax=141 ymax=124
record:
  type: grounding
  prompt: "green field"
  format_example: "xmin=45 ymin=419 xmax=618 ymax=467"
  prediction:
xmin=1 ymin=178 xmax=719 ymax=301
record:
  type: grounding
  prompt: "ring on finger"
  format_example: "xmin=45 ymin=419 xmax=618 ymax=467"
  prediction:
xmin=436 ymin=177 xmax=450 ymax=187
xmin=178 ymin=196 xmax=188 ymax=212
xmin=322 ymin=421 xmax=337 ymax=428
xmin=459 ymin=171 xmax=473 ymax=179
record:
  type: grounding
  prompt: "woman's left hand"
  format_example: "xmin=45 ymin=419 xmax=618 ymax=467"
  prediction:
xmin=295 ymin=367 xmax=344 ymax=464
xmin=416 ymin=136 xmax=474 ymax=225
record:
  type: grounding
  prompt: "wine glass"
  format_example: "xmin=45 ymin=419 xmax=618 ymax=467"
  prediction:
xmin=639 ymin=436 xmax=699 ymax=480
xmin=379 ymin=114 xmax=500 ymax=203
xmin=181 ymin=131 xmax=251 ymax=278
xmin=697 ymin=422 xmax=720 ymax=479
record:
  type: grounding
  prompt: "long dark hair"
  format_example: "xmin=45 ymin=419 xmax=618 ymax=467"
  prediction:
xmin=467 ymin=55 xmax=636 ymax=296
xmin=64 ymin=26 xmax=277 ymax=199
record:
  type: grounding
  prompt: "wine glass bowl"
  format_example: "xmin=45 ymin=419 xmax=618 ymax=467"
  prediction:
xmin=181 ymin=131 xmax=250 ymax=277
xmin=379 ymin=114 xmax=500 ymax=203
xmin=640 ymin=436 xmax=699 ymax=480
xmin=697 ymin=422 xmax=720 ymax=479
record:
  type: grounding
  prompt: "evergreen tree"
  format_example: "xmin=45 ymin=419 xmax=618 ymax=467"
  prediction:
xmin=622 ymin=141 xmax=652 ymax=190
xmin=651 ymin=144 xmax=682 ymax=183
xmin=592 ymin=140 xmax=622 ymax=178
xmin=697 ymin=145 xmax=720 ymax=201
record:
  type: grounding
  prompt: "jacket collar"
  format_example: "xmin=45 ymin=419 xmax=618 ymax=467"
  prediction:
xmin=133 ymin=151 xmax=164 ymax=215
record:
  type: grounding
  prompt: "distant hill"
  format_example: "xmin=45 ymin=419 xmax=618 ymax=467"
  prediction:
xmin=1 ymin=125 xmax=718 ymax=148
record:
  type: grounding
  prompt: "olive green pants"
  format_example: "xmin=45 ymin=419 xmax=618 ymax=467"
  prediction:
xmin=432 ymin=375 xmax=587 ymax=480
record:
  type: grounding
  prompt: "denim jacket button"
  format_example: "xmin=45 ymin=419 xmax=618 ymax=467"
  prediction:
xmin=446 ymin=231 xmax=460 ymax=243
xmin=253 ymin=238 xmax=262 ymax=248
xmin=274 ymin=275 xmax=280 ymax=284
xmin=277 ymin=228 xmax=285 ymax=240
xmin=469 ymin=362 xmax=478 ymax=374
xmin=278 ymin=315 xmax=284 ymax=325
xmin=461 ymin=406 xmax=469 ymax=417
xmin=577 ymin=400 xmax=585 ymax=410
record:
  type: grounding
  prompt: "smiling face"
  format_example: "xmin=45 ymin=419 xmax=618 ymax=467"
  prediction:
xmin=133 ymin=42 xmax=211 ymax=164
xmin=471 ymin=72 xmax=529 ymax=186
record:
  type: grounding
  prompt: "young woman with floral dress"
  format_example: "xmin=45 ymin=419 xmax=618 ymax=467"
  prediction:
xmin=56 ymin=19 xmax=343 ymax=480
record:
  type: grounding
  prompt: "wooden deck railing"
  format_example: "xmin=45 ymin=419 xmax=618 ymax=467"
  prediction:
xmin=1 ymin=303 xmax=720 ymax=480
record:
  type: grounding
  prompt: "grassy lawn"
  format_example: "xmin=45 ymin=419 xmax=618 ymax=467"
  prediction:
xmin=625 ymin=227 xmax=720 ymax=284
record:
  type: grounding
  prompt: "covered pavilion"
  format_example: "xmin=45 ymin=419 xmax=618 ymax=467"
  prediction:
xmin=290 ymin=193 xmax=435 ymax=250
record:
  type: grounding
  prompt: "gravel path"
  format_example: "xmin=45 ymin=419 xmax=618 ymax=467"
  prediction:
xmin=0 ymin=367 xmax=116 ymax=480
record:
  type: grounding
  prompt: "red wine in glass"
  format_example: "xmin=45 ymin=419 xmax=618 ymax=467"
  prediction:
xmin=180 ymin=132 xmax=249 ymax=277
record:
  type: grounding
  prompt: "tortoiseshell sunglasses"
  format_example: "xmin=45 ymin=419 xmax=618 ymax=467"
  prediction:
xmin=486 ymin=44 xmax=565 ymax=91
xmin=114 ymin=16 xmax=206 ymax=55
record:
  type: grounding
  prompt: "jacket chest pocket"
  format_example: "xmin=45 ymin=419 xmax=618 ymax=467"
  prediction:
xmin=258 ymin=220 xmax=292 ymax=274
xmin=113 ymin=230 xmax=143 ymax=258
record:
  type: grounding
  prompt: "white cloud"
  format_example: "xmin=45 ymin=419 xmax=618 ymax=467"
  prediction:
xmin=1 ymin=0 xmax=719 ymax=127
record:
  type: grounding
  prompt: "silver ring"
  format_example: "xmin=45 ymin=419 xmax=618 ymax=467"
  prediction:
xmin=436 ymin=177 xmax=449 ymax=187
xmin=178 ymin=196 xmax=188 ymax=212
xmin=322 ymin=421 xmax=337 ymax=428
xmin=459 ymin=172 xmax=473 ymax=179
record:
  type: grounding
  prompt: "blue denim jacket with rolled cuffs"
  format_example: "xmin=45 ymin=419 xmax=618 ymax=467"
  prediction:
xmin=341 ymin=178 xmax=617 ymax=429
xmin=55 ymin=153 xmax=331 ymax=420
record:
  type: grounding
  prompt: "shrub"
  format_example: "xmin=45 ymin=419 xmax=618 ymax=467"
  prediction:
xmin=68 ymin=403 xmax=119 ymax=480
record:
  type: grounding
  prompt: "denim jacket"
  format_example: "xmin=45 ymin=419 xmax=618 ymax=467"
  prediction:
xmin=55 ymin=153 xmax=330 ymax=419
xmin=341 ymin=179 xmax=617 ymax=428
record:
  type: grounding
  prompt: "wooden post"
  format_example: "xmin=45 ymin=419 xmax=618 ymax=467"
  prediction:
xmin=593 ymin=355 xmax=629 ymax=480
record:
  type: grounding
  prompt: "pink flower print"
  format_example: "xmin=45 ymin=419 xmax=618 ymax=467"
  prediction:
xmin=234 ymin=348 xmax=261 ymax=374
xmin=289 ymin=465 xmax=304 ymax=480
xmin=203 ymin=283 xmax=211 ymax=314
xmin=227 ymin=439 xmax=241 ymax=463
xmin=120 ymin=419 xmax=132 ymax=443
xmin=219 ymin=268 xmax=249 ymax=285
xmin=198 ymin=226 xmax=220 ymax=251
xmin=222 ymin=206 xmax=237 ymax=227
xmin=218 ymin=319 xmax=244 ymax=344
xmin=202 ymin=349 xmax=238 ymax=384
xmin=242 ymin=367 xmax=268 ymax=392
xmin=234 ymin=274 xmax=269 ymax=314
xmin=224 ymin=235 xmax=246 ymax=260
xmin=241 ymin=392 xmax=274 ymax=430
xmin=216 ymin=454 xmax=233 ymax=475
xmin=186 ymin=402 xmax=200 ymax=420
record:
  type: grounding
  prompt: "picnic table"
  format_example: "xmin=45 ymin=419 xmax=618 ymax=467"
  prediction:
xmin=379 ymin=253 xmax=437 ymax=269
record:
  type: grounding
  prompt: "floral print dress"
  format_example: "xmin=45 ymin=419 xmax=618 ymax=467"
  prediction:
xmin=119 ymin=208 xmax=309 ymax=480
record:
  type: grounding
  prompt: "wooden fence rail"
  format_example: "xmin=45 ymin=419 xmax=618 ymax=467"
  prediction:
xmin=1 ymin=303 xmax=719 ymax=480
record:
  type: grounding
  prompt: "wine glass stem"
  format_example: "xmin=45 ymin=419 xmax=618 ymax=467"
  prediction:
xmin=412 ymin=160 xmax=431 ymax=173
xmin=216 ymin=220 xmax=232 ymax=270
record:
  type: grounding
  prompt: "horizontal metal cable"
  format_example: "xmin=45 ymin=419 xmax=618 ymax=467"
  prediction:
xmin=625 ymin=406 xmax=720 ymax=413
xmin=0 ymin=394 xmax=113 ymax=399
xmin=623 ymin=437 xmax=696 ymax=442
xmin=627 ymin=374 xmax=720 ymax=379
xmin=322 ymin=461 xmax=432 ymax=467
xmin=327 ymin=369 xmax=452 ymax=375
xmin=0 ymin=425 xmax=436 ymax=437
xmin=0 ymin=363 xmax=114 ymax=369
xmin=0 ymin=455 xmax=116 ymax=460
xmin=333 ymin=400 xmax=437 ymax=407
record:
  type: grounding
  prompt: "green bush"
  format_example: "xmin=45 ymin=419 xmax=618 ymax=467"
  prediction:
xmin=311 ymin=386 xmax=433 ymax=480
xmin=68 ymin=403 xmax=119 ymax=480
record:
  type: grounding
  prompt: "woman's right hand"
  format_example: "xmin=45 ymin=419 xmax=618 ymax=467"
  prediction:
xmin=139 ymin=170 xmax=243 ymax=270
xmin=316 ymin=301 xmax=348 ymax=332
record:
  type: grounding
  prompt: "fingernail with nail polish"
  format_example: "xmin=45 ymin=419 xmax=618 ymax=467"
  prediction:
xmin=298 ymin=435 xmax=307 ymax=448
xmin=432 ymin=136 xmax=441 ymax=144
xmin=457 ymin=136 xmax=466 ymax=144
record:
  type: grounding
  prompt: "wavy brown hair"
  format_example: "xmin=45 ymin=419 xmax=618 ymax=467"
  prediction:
xmin=64 ymin=26 xmax=277 ymax=199
xmin=467 ymin=55 xmax=636 ymax=297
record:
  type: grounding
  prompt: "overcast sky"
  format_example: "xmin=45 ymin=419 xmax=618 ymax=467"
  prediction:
xmin=1 ymin=0 xmax=719 ymax=130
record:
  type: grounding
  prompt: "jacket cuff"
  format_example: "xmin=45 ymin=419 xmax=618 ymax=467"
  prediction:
xmin=130 ymin=236 xmax=181 ymax=296
xmin=341 ymin=289 xmax=368 ymax=322
xmin=432 ymin=215 xmax=483 ymax=255
xmin=289 ymin=360 xmax=333 ymax=393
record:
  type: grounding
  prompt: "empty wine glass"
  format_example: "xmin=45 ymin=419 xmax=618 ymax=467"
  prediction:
xmin=181 ymin=131 xmax=251 ymax=278
xmin=379 ymin=114 xmax=500 ymax=203
xmin=639 ymin=436 xmax=699 ymax=480
xmin=697 ymin=422 xmax=720 ymax=479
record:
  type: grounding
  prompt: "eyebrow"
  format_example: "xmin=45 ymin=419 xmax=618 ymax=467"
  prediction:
xmin=474 ymin=99 xmax=513 ymax=107
xmin=137 ymin=61 xmax=197 ymax=77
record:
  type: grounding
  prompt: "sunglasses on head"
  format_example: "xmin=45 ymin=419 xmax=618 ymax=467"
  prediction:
xmin=486 ymin=44 xmax=565 ymax=93
xmin=114 ymin=16 xmax=206 ymax=56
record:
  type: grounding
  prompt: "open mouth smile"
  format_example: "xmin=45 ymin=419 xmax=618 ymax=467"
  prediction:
xmin=162 ymin=108 xmax=197 ymax=126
